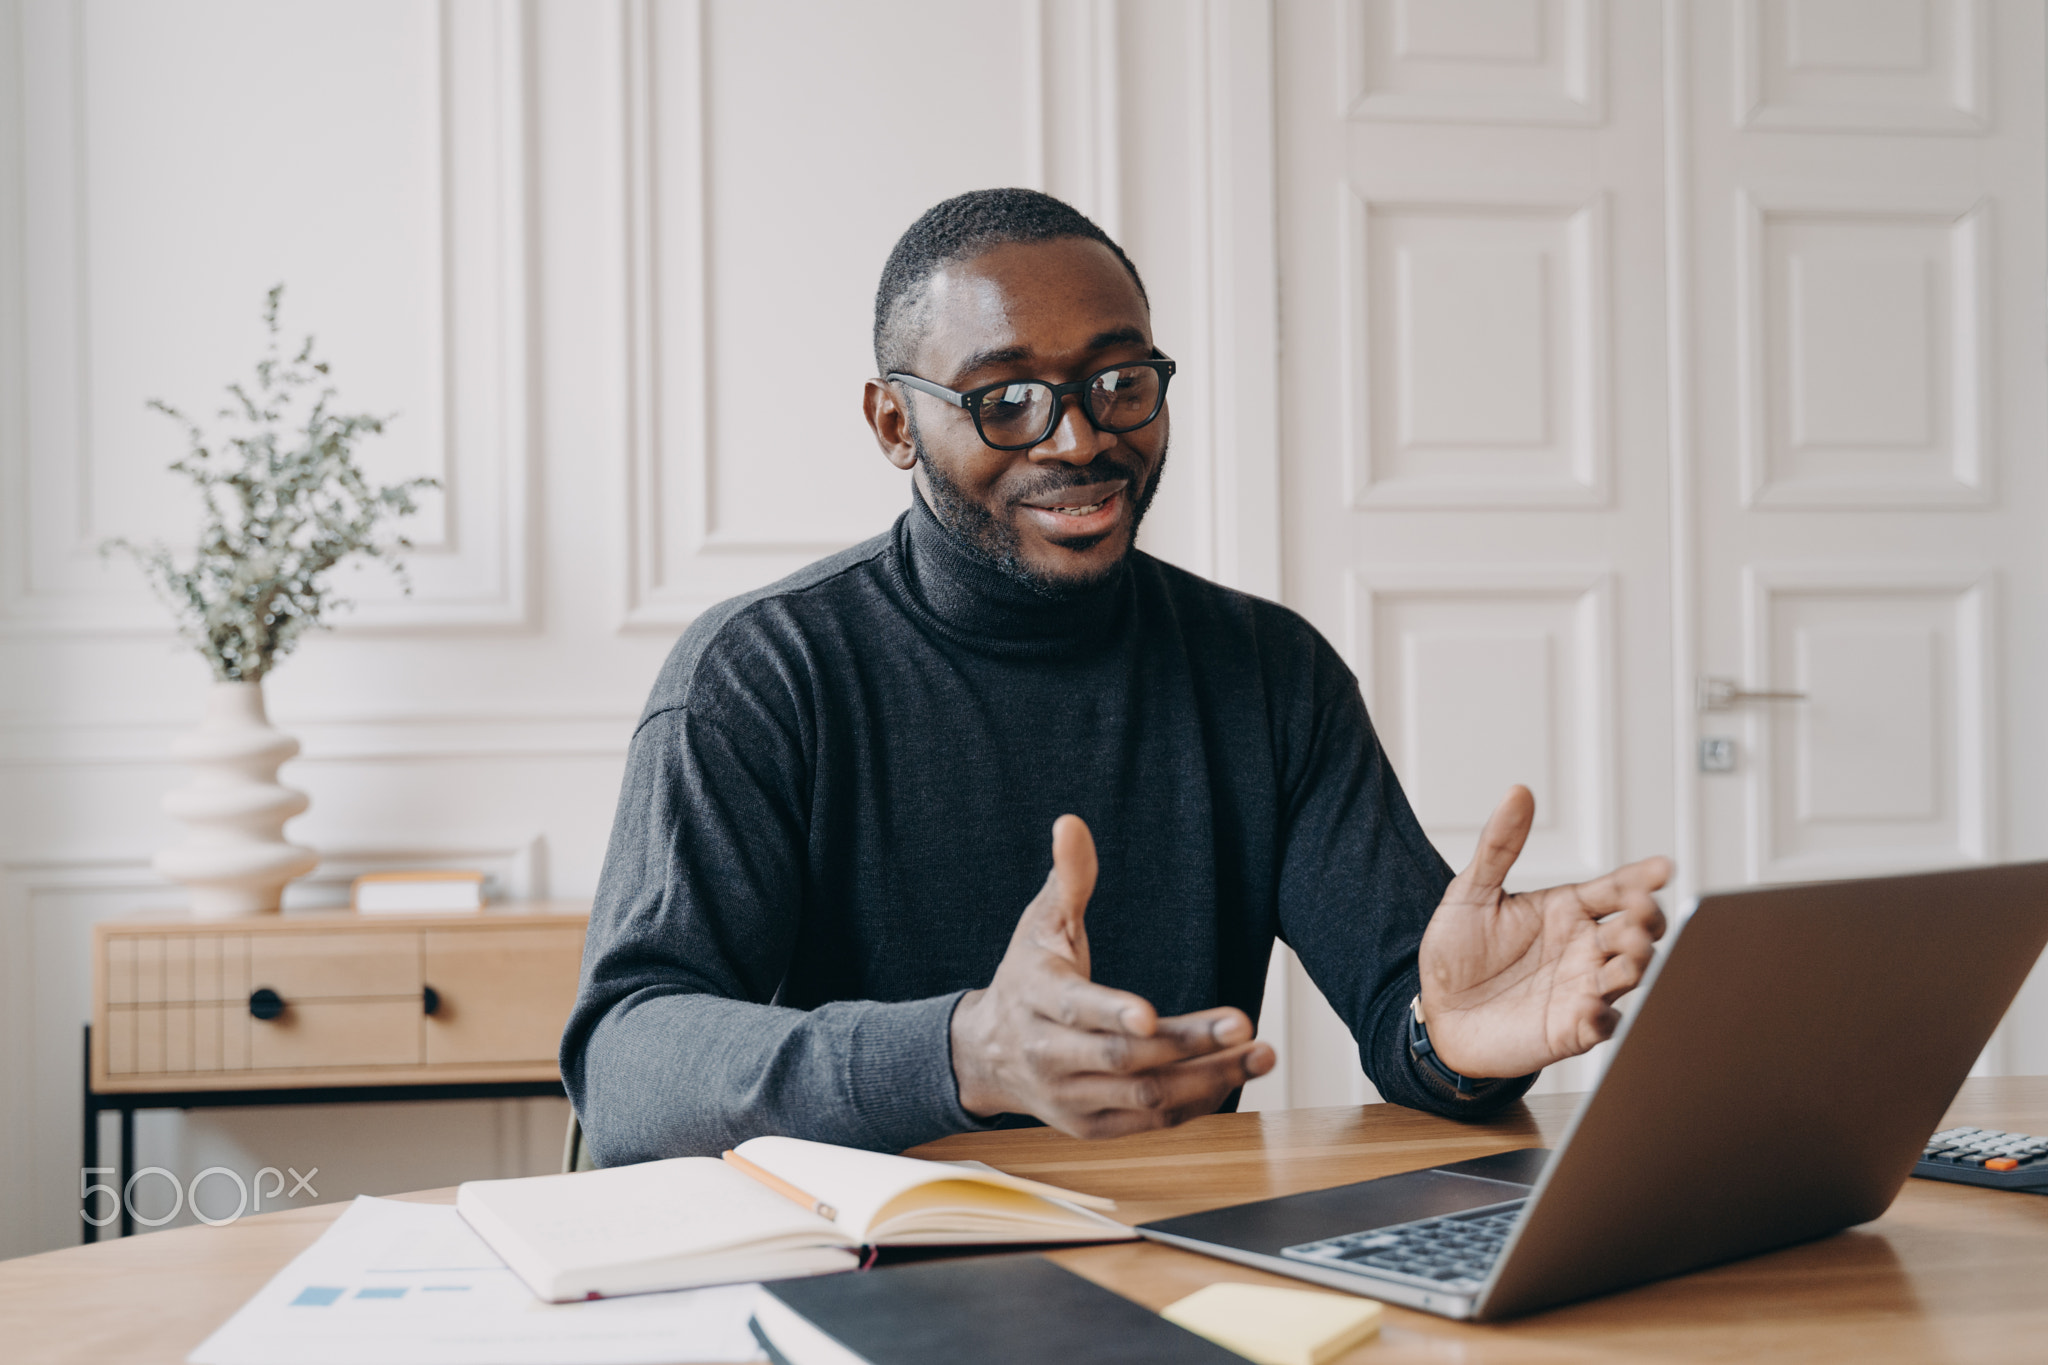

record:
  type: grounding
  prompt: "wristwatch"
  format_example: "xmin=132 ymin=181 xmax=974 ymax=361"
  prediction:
xmin=1407 ymin=993 xmax=1486 ymax=1101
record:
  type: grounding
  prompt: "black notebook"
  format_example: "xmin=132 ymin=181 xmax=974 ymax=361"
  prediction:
xmin=751 ymin=1254 xmax=1246 ymax=1365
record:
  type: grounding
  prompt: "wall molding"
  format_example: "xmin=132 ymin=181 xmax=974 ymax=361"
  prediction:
xmin=1032 ymin=0 xmax=1124 ymax=237
xmin=0 ymin=2 xmax=26 ymax=641
xmin=1 ymin=836 xmax=549 ymax=905
xmin=0 ymin=0 xmax=535 ymax=635
xmin=1188 ymin=0 xmax=1282 ymax=600
xmin=1661 ymin=0 xmax=1701 ymax=920
xmin=0 ymin=712 xmax=634 ymax=769
xmin=616 ymin=0 xmax=854 ymax=631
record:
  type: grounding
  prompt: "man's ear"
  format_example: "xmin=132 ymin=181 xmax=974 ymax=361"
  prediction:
xmin=863 ymin=379 xmax=918 ymax=471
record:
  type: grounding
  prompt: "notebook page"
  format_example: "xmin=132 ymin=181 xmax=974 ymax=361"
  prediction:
xmin=734 ymin=1136 xmax=1115 ymax=1242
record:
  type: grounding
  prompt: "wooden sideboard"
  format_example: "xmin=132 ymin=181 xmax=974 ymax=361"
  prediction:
xmin=91 ymin=902 xmax=591 ymax=1092
xmin=83 ymin=901 xmax=590 ymax=1240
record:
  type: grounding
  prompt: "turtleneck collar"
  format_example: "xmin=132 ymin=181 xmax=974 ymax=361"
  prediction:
xmin=894 ymin=487 xmax=1133 ymax=658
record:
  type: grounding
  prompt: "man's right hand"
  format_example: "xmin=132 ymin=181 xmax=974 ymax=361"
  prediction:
xmin=949 ymin=814 xmax=1275 ymax=1139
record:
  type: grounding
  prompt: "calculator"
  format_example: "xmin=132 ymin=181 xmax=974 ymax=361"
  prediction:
xmin=1914 ymin=1127 xmax=2048 ymax=1191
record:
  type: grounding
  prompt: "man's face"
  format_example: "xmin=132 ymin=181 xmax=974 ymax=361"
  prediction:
xmin=864 ymin=237 xmax=1169 ymax=594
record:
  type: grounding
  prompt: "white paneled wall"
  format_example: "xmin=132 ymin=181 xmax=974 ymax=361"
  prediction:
xmin=0 ymin=0 xmax=1281 ymax=1259
xmin=2 ymin=0 xmax=2044 ymax=1264
xmin=7 ymin=0 xmax=530 ymax=630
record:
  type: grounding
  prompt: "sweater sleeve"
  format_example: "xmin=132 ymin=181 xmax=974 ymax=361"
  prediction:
xmin=1274 ymin=640 xmax=1537 ymax=1118
xmin=560 ymin=703 xmax=988 ymax=1165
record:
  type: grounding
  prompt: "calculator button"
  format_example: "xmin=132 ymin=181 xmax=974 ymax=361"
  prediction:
xmin=1987 ymin=1158 xmax=2020 ymax=1171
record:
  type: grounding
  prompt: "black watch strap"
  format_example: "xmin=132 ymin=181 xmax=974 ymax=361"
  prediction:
xmin=1407 ymin=993 xmax=1487 ymax=1101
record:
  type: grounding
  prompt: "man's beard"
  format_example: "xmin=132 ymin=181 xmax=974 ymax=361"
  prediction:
xmin=908 ymin=410 xmax=1167 ymax=599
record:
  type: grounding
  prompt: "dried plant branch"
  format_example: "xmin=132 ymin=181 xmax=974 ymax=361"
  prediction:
xmin=102 ymin=285 xmax=438 ymax=682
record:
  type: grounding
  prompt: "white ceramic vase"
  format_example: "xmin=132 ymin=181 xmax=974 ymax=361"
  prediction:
xmin=154 ymin=680 xmax=319 ymax=918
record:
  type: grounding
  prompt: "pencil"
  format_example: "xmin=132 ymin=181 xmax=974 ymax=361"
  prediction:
xmin=722 ymin=1149 xmax=839 ymax=1222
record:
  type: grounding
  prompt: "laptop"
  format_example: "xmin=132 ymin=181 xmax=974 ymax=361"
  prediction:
xmin=1138 ymin=861 xmax=2048 ymax=1320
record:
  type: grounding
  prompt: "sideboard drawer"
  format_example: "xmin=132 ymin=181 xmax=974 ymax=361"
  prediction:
xmin=91 ymin=905 xmax=589 ymax=1092
xmin=424 ymin=926 xmax=585 ymax=1065
xmin=250 ymin=932 xmax=421 ymax=999
xmin=249 ymin=1001 xmax=424 ymax=1070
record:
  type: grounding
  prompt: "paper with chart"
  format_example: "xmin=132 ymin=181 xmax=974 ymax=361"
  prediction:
xmin=186 ymin=1196 xmax=764 ymax=1365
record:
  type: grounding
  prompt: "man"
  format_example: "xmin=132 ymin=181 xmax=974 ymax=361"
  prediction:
xmin=563 ymin=189 xmax=1669 ymax=1164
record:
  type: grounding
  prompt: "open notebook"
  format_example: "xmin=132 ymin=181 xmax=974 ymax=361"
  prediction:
xmin=456 ymin=1135 xmax=1135 ymax=1302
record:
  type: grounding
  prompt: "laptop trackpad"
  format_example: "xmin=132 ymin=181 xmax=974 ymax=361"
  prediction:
xmin=1139 ymin=1156 xmax=1544 ymax=1259
xmin=1433 ymin=1147 xmax=1551 ymax=1186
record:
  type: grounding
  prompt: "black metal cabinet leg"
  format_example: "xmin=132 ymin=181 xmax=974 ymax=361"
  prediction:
xmin=119 ymin=1105 xmax=134 ymax=1239
xmin=81 ymin=1026 xmax=96 ymax=1245
xmin=65 ymin=1076 xmax=565 ymax=1243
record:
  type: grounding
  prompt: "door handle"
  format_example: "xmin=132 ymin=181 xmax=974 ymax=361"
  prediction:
xmin=1697 ymin=676 xmax=1809 ymax=712
xmin=248 ymin=987 xmax=286 ymax=1021
xmin=422 ymin=985 xmax=441 ymax=1016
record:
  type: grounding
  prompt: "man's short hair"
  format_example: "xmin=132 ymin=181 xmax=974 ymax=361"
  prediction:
xmin=873 ymin=188 xmax=1149 ymax=377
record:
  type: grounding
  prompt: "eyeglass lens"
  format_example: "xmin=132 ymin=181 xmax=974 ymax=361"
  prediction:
xmin=977 ymin=364 xmax=1163 ymax=447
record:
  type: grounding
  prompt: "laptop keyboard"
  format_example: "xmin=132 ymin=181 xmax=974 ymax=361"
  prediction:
xmin=1281 ymin=1198 xmax=1526 ymax=1295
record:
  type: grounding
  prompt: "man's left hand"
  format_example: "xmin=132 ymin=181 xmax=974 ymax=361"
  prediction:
xmin=1417 ymin=785 xmax=1672 ymax=1081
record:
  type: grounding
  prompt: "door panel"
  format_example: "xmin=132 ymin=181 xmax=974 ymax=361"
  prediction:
xmin=1353 ymin=569 xmax=1616 ymax=886
xmin=1341 ymin=0 xmax=1604 ymax=126
xmin=1736 ymin=0 xmax=1988 ymax=135
xmin=1740 ymin=195 xmax=1989 ymax=508
xmin=1742 ymin=569 xmax=1993 ymax=881
xmin=1345 ymin=195 xmax=1609 ymax=505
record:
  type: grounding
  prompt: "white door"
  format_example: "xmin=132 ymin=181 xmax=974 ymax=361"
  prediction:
xmin=1683 ymin=0 xmax=2048 ymax=1074
xmin=1266 ymin=0 xmax=2048 ymax=1106
xmin=1270 ymin=0 xmax=1677 ymax=1103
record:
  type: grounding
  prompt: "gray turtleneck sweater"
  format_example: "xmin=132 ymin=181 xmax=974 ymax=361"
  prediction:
xmin=562 ymin=494 xmax=1533 ymax=1166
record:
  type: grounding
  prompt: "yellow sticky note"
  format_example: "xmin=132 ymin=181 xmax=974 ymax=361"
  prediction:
xmin=1162 ymin=1282 xmax=1383 ymax=1365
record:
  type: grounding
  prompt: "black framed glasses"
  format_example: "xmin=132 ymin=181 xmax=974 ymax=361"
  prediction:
xmin=888 ymin=353 xmax=1176 ymax=452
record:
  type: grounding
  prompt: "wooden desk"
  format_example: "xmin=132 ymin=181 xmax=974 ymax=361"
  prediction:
xmin=5 ymin=1078 xmax=2045 ymax=1364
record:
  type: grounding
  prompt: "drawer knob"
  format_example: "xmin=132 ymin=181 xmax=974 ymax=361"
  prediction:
xmin=423 ymin=985 xmax=441 ymax=1017
xmin=248 ymin=987 xmax=286 ymax=1021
